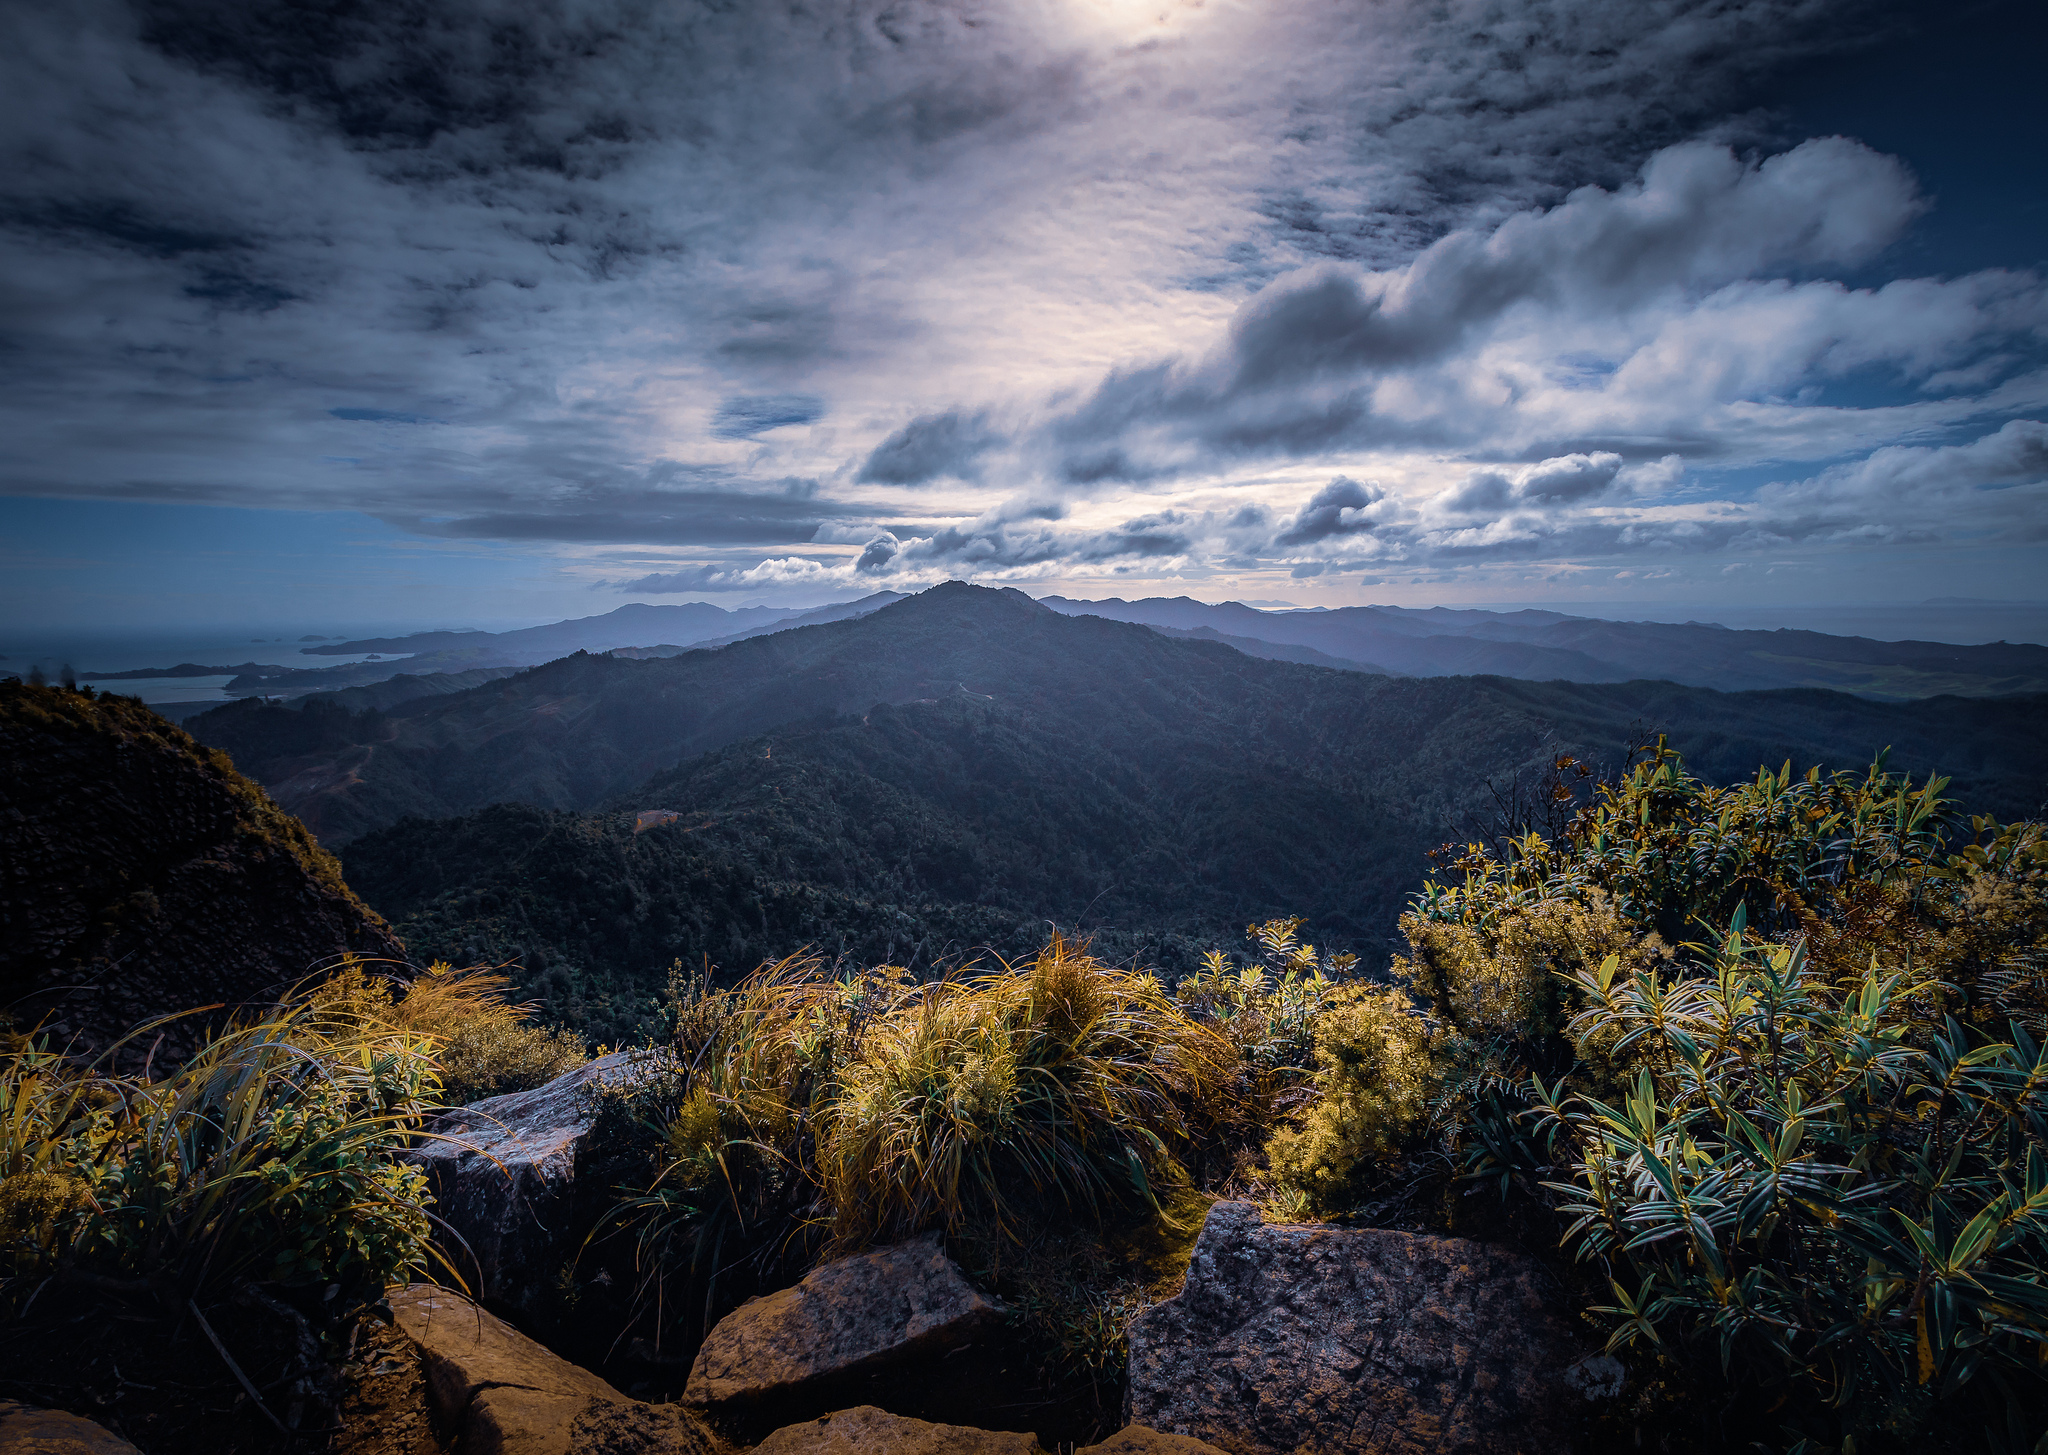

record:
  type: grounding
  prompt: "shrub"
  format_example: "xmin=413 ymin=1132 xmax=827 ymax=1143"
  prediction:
xmin=1265 ymin=748 xmax=2045 ymax=1210
xmin=1535 ymin=927 xmax=2048 ymax=1449
xmin=1251 ymin=744 xmax=2048 ymax=1450
xmin=0 ymin=998 xmax=443 ymax=1314
xmin=1262 ymin=984 xmax=1437 ymax=1217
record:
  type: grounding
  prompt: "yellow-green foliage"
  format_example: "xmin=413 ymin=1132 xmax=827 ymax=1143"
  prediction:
xmin=818 ymin=936 xmax=1238 ymax=1249
xmin=1262 ymin=985 xmax=1436 ymax=1217
xmin=313 ymin=959 xmax=587 ymax=1105
xmin=629 ymin=937 xmax=1240 ymax=1261
xmin=1261 ymin=749 xmax=2048 ymax=1226
xmin=0 ymin=996 xmax=443 ymax=1310
xmin=1246 ymin=745 xmax=2048 ymax=1448
xmin=1398 ymin=891 xmax=1657 ymax=1042
xmin=616 ymin=941 xmax=1247 ymax=1386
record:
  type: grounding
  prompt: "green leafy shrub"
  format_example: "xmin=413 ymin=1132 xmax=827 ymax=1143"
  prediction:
xmin=0 ymin=998 xmax=443 ymax=1312
xmin=1532 ymin=926 xmax=2048 ymax=1447
xmin=1252 ymin=743 xmax=2048 ymax=1449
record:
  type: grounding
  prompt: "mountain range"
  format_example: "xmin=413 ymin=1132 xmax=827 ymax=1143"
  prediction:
xmin=1041 ymin=597 xmax=2048 ymax=698
xmin=104 ymin=589 xmax=2048 ymax=718
xmin=175 ymin=585 xmax=2048 ymax=1040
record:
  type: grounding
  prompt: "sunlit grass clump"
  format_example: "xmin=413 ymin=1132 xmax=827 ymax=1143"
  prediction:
xmin=0 ymin=956 xmax=587 ymax=1320
xmin=314 ymin=958 xmax=588 ymax=1106
xmin=624 ymin=936 xmax=1243 ymax=1265
xmin=0 ymin=996 xmax=443 ymax=1314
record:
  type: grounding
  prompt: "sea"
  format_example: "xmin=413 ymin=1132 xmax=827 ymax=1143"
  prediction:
xmin=0 ymin=628 xmax=432 ymax=708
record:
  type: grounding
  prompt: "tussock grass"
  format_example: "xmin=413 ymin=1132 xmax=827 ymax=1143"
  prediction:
xmin=0 ymin=996 xmax=443 ymax=1314
xmin=607 ymin=934 xmax=1281 ymax=1367
xmin=313 ymin=959 xmax=587 ymax=1106
xmin=0 ymin=953 xmax=584 ymax=1316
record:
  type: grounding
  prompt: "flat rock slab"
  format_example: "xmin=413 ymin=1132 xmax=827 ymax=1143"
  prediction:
xmin=388 ymin=1285 xmax=723 ymax=1455
xmin=685 ymin=1233 xmax=1004 ymax=1419
xmin=0 ymin=1404 xmax=139 ymax=1455
xmin=1076 ymin=1429 xmax=1230 ymax=1455
xmin=1126 ymin=1202 xmax=1586 ymax=1455
xmin=750 ymin=1407 xmax=1043 ymax=1455
xmin=408 ymin=1052 xmax=654 ymax=1306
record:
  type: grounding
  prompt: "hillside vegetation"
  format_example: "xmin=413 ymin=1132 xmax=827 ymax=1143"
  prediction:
xmin=1251 ymin=747 xmax=2048 ymax=1452
xmin=0 ymin=681 xmax=405 ymax=1056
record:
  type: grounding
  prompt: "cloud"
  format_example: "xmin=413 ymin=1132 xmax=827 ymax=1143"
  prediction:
xmin=616 ymin=556 xmax=857 ymax=594
xmin=5 ymin=0 xmax=2045 ymax=610
xmin=1434 ymin=453 xmax=1625 ymax=514
xmin=1275 ymin=477 xmax=1393 ymax=545
xmin=1040 ymin=139 xmax=1937 ymax=477
xmin=711 ymin=395 xmax=826 ymax=439
xmin=857 ymin=411 xmax=1001 ymax=484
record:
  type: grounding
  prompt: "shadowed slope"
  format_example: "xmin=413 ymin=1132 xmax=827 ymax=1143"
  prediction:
xmin=0 ymin=682 xmax=405 ymax=1055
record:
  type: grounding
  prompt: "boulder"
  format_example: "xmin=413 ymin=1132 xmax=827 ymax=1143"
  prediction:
xmin=408 ymin=1051 xmax=655 ymax=1305
xmin=1076 ymin=1429 xmax=1230 ymax=1455
xmin=387 ymin=1285 xmax=724 ymax=1455
xmin=750 ymin=1407 xmax=1042 ymax=1455
xmin=1126 ymin=1201 xmax=1588 ymax=1455
xmin=684 ymin=1233 xmax=1005 ymax=1424
xmin=0 ymin=1403 xmax=140 ymax=1455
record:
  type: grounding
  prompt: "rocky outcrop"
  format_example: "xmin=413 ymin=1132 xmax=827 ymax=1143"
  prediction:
xmin=408 ymin=1053 xmax=656 ymax=1306
xmin=0 ymin=682 xmax=404 ymax=1059
xmin=684 ymin=1233 xmax=1005 ymax=1427
xmin=387 ymin=1285 xmax=723 ymax=1455
xmin=1126 ymin=1202 xmax=1589 ymax=1455
xmin=749 ymin=1407 xmax=1041 ymax=1455
xmin=1075 ymin=1430 xmax=1230 ymax=1455
xmin=0 ymin=1402 xmax=141 ymax=1455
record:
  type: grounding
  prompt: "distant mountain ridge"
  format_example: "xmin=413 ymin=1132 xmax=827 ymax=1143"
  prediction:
xmin=1039 ymin=596 xmax=2048 ymax=698
xmin=300 ymin=601 xmax=804 ymax=658
xmin=186 ymin=584 xmax=2048 ymax=853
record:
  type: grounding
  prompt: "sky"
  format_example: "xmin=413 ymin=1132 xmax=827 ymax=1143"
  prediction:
xmin=3 ymin=0 xmax=2045 ymax=634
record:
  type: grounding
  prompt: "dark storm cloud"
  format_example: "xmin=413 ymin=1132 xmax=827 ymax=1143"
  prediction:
xmin=856 ymin=410 xmax=1001 ymax=485
xmin=1274 ymin=478 xmax=1392 ymax=547
xmin=1434 ymin=453 xmax=1626 ymax=514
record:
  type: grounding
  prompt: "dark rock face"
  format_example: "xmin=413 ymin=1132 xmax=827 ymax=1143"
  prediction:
xmin=1126 ymin=1202 xmax=1587 ymax=1455
xmin=388 ymin=1285 xmax=725 ymax=1455
xmin=1075 ymin=1428 xmax=1230 ymax=1455
xmin=685 ymin=1233 xmax=1006 ymax=1429
xmin=0 ymin=683 xmax=404 ymax=1058
xmin=748 ymin=1406 xmax=1041 ymax=1455
xmin=408 ymin=1052 xmax=655 ymax=1308
xmin=0 ymin=1401 xmax=141 ymax=1455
